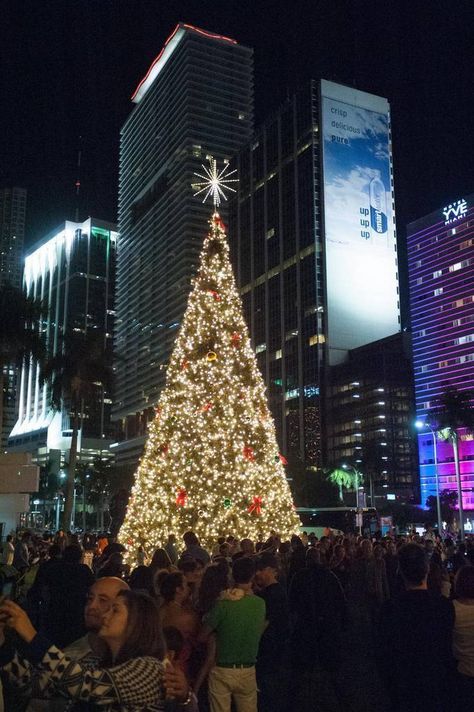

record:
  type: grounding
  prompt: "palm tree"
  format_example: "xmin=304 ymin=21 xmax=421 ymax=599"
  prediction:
xmin=0 ymin=283 xmax=46 ymax=443
xmin=327 ymin=466 xmax=360 ymax=502
xmin=40 ymin=331 xmax=113 ymax=530
xmin=431 ymin=386 xmax=474 ymax=542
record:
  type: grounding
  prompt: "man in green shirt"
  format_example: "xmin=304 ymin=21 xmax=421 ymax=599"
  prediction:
xmin=201 ymin=556 xmax=266 ymax=712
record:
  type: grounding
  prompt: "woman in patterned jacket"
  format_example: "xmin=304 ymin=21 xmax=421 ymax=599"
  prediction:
xmin=0 ymin=589 xmax=195 ymax=710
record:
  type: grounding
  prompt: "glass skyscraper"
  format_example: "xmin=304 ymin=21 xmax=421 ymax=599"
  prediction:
xmin=8 ymin=217 xmax=117 ymax=474
xmin=112 ymin=23 xmax=253 ymax=466
xmin=1 ymin=187 xmax=27 ymax=448
xmin=408 ymin=196 xmax=474 ymax=513
xmin=229 ymin=81 xmax=412 ymax=501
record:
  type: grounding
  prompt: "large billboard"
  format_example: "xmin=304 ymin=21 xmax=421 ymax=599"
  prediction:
xmin=320 ymin=80 xmax=400 ymax=365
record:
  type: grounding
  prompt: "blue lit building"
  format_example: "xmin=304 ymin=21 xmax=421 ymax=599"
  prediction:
xmin=408 ymin=195 xmax=474 ymax=514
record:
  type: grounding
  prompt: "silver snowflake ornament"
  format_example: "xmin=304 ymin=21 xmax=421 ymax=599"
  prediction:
xmin=193 ymin=156 xmax=238 ymax=208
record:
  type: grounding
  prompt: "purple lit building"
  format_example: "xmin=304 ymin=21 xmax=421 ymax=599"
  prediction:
xmin=407 ymin=195 xmax=474 ymax=517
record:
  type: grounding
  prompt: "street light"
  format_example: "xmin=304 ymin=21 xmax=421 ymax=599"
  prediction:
xmin=415 ymin=420 xmax=442 ymax=535
xmin=342 ymin=463 xmax=363 ymax=534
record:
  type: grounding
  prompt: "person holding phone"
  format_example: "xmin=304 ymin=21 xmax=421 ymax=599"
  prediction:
xmin=0 ymin=591 xmax=195 ymax=711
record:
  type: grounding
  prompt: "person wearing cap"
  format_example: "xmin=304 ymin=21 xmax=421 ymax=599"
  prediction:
xmin=200 ymin=556 xmax=266 ymax=712
xmin=254 ymin=552 xmax=289 ymax=712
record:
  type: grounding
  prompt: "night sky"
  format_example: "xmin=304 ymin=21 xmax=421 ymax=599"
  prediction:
xmin=2 ymin=0 xmax=474 ymax=260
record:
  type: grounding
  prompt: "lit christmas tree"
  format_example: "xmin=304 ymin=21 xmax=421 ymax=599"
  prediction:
xmin=119 ymin=159 xmax=300 ymax=553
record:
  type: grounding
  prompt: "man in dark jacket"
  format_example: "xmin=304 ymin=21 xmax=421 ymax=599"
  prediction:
xmin=255 ymin=552 xmax=289 ymax=712
xmin=376 ymin=542 xmax=455 ymax=712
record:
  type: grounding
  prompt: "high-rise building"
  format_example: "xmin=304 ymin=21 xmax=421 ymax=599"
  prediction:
xmin=229 ymin=80 xmax=404 ymax=493
xmin=0 ymin=187 xmax=26 ymax=289
xmin=327 ymin=333 xmax=419 ymax=503
xmin=112 ymin=23 xmax=253 ymax=467
xmin=1 ymin=187 xmax=27 ymax=448
xmin=408 ymin=195 xmax=474 ymax=513
xmin=8 ymin=217 xmax=117 ymax=476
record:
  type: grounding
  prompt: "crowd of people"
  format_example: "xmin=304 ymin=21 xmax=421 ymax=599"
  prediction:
xmin=0 ymin=525 xmax=472 ymax=712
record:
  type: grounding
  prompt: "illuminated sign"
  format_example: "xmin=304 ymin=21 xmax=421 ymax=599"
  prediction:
xmin=442 ymin=199 xmax=467 ymax=225
xmin=321 ymin=80 xmax=400 ymax=366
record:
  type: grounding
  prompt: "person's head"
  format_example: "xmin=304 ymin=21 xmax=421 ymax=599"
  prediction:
xmin=63 ymin=544 xmax=83 ymax=564
xmin=240 ymin=538 xmax=255 ymax=556
xmin=183 ymin=531 xmax=199 ymax=548
xmin=85 ymin=577 xmax=130 ymax=632
xmin=306 ymin=546 xmax=321 ymax=567
xmin=129 ymin=565 xmax=154 ymax=595
xmin=160 ymin=571 xmax=188 ymax=604
xmin=99 ymin=589 xmax=165 ymax=664
xmin=398 ymin=543 xmax=429 ymax=588
xmin=232 ymin=555 xmax=255 ymax=585
xmin=424 ymin=540 xmax=434 ymax=553
xmin=167 ymin=534 xmax=176 ymax=544
xmin=454 ymin=566 xmax=474 ymax=600
xmin=290 ymin=534 xmax=303 ymax=550
xmin=360 ymin=539 xmax=373 ymax=558
xmin=198 ymin=562 xmax=229 ymax=614
xmin=6 ymin=535 xmax=12 ymax=543
xmin=219 ymin=542 xmax=230 ymax=557
xmin=21 ymin=531 xmax=31 ymax=541
xmin=177 ymin=557 xmax=200 ymax=585
xmin=254 ymin=552 xmax=279 ymax=588
xmin=150 ymin=548 xmax=171 ymax=570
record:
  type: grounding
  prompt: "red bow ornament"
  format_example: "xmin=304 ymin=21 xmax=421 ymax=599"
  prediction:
xmin=248 ymin=496 xmax=263 ymax=515
xmin=176 ymin=488 xmax=187 ymax=507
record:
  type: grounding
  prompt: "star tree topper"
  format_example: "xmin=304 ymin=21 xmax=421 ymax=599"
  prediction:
xmin=193 ymin=156 xmax=238 ymax=208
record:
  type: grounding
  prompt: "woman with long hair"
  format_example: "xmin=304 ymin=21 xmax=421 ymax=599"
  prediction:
xmin=0 ymin=590 xmax=193 ymax=710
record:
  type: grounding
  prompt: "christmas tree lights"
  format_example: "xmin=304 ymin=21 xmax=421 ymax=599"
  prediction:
xmin=119 ymin=166 xmax=300 ymax=554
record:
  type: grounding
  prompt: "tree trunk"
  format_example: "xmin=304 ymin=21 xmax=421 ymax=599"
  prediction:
xmin=453 ymin=432 xmax=465 ymax=542
xmin=62 ymin=411 xmax=80 ymax=530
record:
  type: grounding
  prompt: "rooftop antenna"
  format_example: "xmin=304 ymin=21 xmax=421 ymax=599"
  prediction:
xmin=74 ymin=136 xmax=83 ymax=222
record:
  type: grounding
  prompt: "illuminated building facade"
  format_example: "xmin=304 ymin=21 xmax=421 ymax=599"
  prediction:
xmin=1 ymin=187 xmax=27 ymax=448
xmin=327 ymin=333 xmax=419 ymax=503
xmin=8 ymin=217 xmax=117 ymax=473
xmin=408 ymin=196 xmax=474 ymax=513
xmin=112 ymin=23 xmax=253 ymax=467
xmin=229 ymin=81 xmax=402 ymax=487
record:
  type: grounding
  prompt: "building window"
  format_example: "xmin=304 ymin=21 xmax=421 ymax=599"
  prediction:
xmin=309 ymin=334 xmax=325 ymax=345
xmin=455 ymin=334 xmax=474 ymax=345
xmin=255 ymin=343 xmax=266 ymax=354
xmin=416 ymin=277 xmax=423 ymax=285
xmin=433 ymin=270 xmax=443 ymax=278
xmin=434 ymin=288 xmax=443 ymax=296
xmin=275 ymin=349 xmax=282 ymax=360
xmin=266 ymin=227 xmax=275 ymax=239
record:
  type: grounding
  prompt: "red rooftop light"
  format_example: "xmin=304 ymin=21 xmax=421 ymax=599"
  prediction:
xmin=131 ymin=23 xmax=238 ymax=103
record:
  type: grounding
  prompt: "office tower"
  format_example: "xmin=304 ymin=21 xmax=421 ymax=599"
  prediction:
xmin=0 ymin=187 xmax=26 ymax=289
xmin=229 ymin=80 xmax=403 ymax=493
xmin=327 ymin=333 xmax=419 ymax=503
xmin=8 ymin=217 xmax=117 ymax=478
xmin=1 ymin=187 xmax=27 ymax=448
xmin=112 ymin=23 xmax=253 ymax=467
xmin=408 ymin=196 xmax=474 ymax=513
